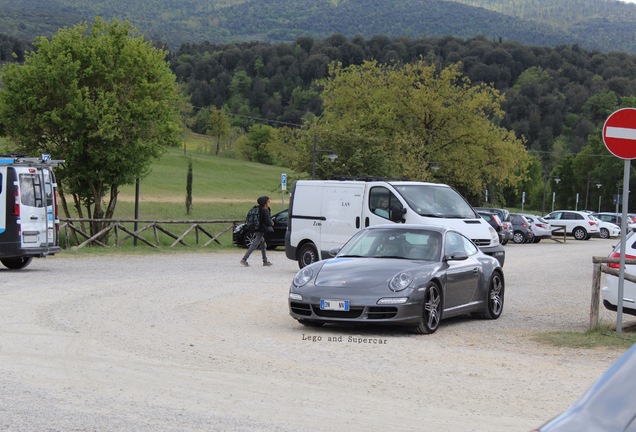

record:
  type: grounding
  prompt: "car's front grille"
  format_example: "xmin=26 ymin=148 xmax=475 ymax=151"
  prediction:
xmin=312 ymin=305 xmax=364 ymax=318
xmin=367 ymin=306 xmax=398 ymax=319
xmin=472 ymin=238 xmax=491 ymax=246
xmin=290 ymin=302 xmax=312 ymax=316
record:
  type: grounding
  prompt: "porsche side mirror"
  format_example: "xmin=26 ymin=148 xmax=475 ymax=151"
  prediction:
xmin=445 ymin=252 xmax=469 ymax=262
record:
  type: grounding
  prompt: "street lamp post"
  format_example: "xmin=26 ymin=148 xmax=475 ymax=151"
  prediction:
xmin=542 ymin=175 xmax=561 ymax=216
xmin=311 ymin=134 xmax=338 ymax=179
xmin=584 ymin=172 xmax=602 ymax=211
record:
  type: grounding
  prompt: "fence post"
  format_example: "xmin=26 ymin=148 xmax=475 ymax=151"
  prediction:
xmin=590 ymin=257 xmax=602 ymax=330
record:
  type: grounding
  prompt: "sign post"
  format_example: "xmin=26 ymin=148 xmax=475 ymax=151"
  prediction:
xmin=281 ymin=173 xmax=287 ymax=210
xmin=602 ymin=107 xmax=636 ymax=335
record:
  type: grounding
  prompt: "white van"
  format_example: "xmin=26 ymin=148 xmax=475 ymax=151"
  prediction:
xmin=285 ymin=179 xmax=505 ymax=268
xmin=0 ymin=154 xmax=63 ymax=269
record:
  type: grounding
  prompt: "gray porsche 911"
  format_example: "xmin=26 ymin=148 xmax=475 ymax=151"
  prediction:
xmin=288 ymin=224 xmax=504 ymax=334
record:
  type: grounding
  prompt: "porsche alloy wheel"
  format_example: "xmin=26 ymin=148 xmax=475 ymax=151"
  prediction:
xmin=413 ymin=282 xmax=442 ymax=334
xmin=477 ymin=271 xmax=504 ymax=319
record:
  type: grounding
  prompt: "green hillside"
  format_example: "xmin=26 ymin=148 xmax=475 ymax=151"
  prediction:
xmin=115 ymin=146 xmax=295 ymax=222
xmin=1 ymin=0 xmax=635 ymax=53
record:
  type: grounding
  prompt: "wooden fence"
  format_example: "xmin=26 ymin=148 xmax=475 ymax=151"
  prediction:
xmin=59 ymin=218 xmax=242 ymax=249
xmin=590 ymin=256 xmax=636 ymax=330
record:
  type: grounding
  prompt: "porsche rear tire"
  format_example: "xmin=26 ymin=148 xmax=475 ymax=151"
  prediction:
xmin=476 ymin=271 xmax=505 ymax=319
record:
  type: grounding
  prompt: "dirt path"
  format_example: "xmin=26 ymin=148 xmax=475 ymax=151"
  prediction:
xmin=0 ymin=238 xmax=632 ymax=431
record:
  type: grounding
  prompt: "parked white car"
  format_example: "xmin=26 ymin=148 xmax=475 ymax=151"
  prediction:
xmin=590 ymin=216 xmax=621 ymax=239
xmin=544 ymin=210 xmax=600 ymax=240
xmin=602 ymin=230 xmax=636 ymax=316
xmin=521 ymin=214 xmax=552 ymax=243
xmin=592 ymin=212 xmax=636 ymax=233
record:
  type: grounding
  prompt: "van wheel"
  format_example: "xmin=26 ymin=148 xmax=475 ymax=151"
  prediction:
xmin=298 ymin=243 xmax=318 ymax=269
xmin=1 ymin=257 xmax=33 ymax=270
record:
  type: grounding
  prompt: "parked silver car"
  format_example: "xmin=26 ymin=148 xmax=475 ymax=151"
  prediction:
xmin=533 ymin=343 xmax=636 ymax=431
xmin=288 ymin=224 xmax=504 ymax=334
xmin=592 ymin=212 xmax=636 ymax=233
xmin=521 ymin=214 xmax=552 ymax=243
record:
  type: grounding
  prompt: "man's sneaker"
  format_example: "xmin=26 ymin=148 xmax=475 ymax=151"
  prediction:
xmin=263 ymin=261 xmax=273 ymax=267
xmin=240 ymin=259 xmax=249 ymax=267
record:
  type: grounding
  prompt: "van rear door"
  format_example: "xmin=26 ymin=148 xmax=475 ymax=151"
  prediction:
xmin=16 ymin=167 xmax=48 ymax=248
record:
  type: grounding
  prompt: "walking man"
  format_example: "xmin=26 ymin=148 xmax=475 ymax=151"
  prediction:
xmin=240 ymin=196 xmax=274 ymax=267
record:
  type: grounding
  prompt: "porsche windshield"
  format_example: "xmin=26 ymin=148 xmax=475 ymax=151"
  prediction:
xmin=394 ymin=184 xmax=477 ymax=219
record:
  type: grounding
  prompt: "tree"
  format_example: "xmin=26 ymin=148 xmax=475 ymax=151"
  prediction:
xmin=186 ymin=159 xmax=193 ymax=215
xmin=0 ymin=18 xmax=182 ymax=237
xmin=207 ymin=107 xmax=232 ymax=155
xmin=289 ymin=60 xmax=530 ymax=199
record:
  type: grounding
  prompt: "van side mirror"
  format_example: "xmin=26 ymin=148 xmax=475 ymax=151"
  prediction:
xmin=390 ymin=207 xmax=406 ymax=223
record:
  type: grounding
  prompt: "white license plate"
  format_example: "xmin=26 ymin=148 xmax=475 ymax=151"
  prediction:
xmin=320 ymin=299 xmax=350 ymax=311
xmin=22 ymin=234 xmax=38 ymax=244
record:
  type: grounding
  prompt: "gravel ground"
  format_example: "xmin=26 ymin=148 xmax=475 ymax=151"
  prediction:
xmin=0 ymin=237 xmax=634 ymax=432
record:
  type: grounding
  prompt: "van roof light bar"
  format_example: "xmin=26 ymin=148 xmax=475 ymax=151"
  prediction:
xmin=0 ymin=154 xmax=64 ymax=167
xmin=329 ymin=175 xmax=410 ymax=182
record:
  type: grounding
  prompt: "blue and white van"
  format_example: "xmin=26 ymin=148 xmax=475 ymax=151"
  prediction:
xmin=0 ymin=154 xmax=63 ymax=269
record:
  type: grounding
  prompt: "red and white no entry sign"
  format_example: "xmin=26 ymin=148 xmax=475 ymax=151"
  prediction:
xmin=603 ymin=107 xmax=636 ymax=159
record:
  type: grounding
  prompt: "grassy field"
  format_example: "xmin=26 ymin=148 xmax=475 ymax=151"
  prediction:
xmin=2 ymin=132 xmax=297 ymax=250
xmin=48 ymin=132 xmax=299 ymax=250
xmin=115 ymin=146 xmax=294 ymax=221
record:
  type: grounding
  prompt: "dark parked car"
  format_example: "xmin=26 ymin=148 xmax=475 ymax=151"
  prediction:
xmin=233 ymin=208 xmax=288 ymax=250
xmin=533 ymin=343 xmax=636 ymax=431
xmin=477 ymin=210 xmax=508 ymax=245
xmin=288 ymin=224 xmax=504 ymax=334
xmin=474 ymin=207 xmax=512 ymax=245
xmin=509 ymin=213 xmax=535 ymax=244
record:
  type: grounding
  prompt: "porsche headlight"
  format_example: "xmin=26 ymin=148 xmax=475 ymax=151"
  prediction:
xmin=293 ymin=267 xmax=314 ymax=287
xmin=389 ymin=272 xmax=413 ymax=292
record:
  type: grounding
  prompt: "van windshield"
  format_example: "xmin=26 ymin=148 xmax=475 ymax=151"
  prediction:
xmin=394 ymin=184 xmax=477 ymax=219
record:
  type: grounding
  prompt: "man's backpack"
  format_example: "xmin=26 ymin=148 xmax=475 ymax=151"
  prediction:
xmin=245 ymin=206 xmax=260 ymax=230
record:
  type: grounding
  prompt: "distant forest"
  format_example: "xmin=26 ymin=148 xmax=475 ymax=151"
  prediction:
xmin=2 ymin=25 xmax=636 ymax=209
xmin=3 ymin=29 xmax=635 ymax=167
xmin=0 ymin=0 xmax=635 ymax=53
xmin=172 ymin=34 xmax=636 ymax=164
